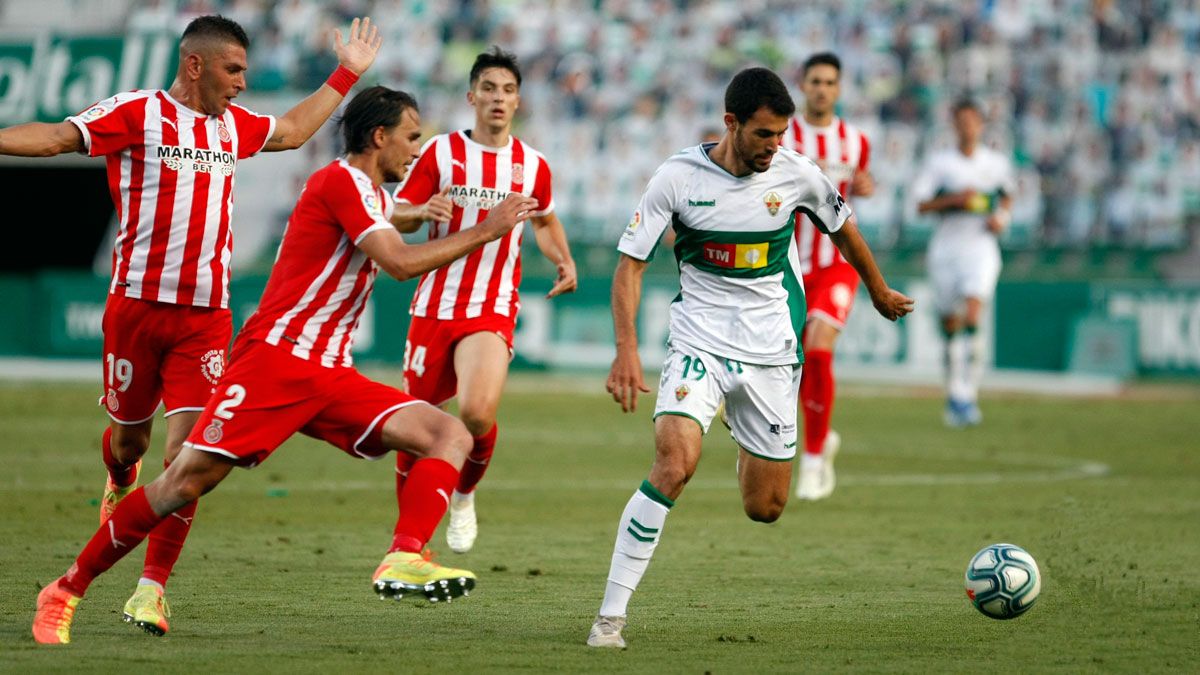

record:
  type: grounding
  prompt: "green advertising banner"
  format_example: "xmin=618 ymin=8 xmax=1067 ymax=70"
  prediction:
xmin=0 ymin=32 xmax=177 ymax=125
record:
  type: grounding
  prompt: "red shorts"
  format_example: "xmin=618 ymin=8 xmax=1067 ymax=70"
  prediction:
xmin=100 ymin=294 xmax=232 ymax=424
xmin=402 ymin=314 xmax=515 ymax=405
xmin=184 ymin=339 xmax=424 ymax=468
xmin=804 ymin=263 xmax=860 ymax=330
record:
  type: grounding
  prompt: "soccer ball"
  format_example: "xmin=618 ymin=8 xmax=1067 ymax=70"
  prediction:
xmin=964 ymin=543 xmax=1041 ymax=620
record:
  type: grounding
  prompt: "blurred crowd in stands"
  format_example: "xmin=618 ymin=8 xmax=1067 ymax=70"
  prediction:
xmin=121 ymin=0 xmax=1200 ymax=251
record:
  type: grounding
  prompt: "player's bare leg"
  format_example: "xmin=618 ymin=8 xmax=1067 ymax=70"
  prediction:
xmin=376 ymin=403 xmax=478 ymax=602
xmin=101 ymin=419 xmax=152 ymax=523
xmin=798 ymin=318 xmax=842 ymax=500
xmin=444 ymin=331 xmax=510 ymax=552
xmin=590 ymin=415 xmax=701 ymax=648
xmin=736 ymin=448 xmax=791 ymax=522
xmin=34 ymin=447 xmax=232 ymax=644
xmin=123 ymin=411 xmax=201 ymax=636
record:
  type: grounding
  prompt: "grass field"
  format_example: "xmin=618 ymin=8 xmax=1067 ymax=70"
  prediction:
xmin=1 ymin=374 xmax=1198 ymax=673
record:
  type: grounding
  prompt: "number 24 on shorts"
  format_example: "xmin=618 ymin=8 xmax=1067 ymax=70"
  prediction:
xmin=404 ymin=341 xmax=427 ymax=378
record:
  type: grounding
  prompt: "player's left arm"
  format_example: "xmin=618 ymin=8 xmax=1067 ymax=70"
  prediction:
xmin=829 ymin=216 xmax=913 ymax=322
xmin=264 ymin=17 xmax=381 ymax=152
xmin=529 ymin=212 xmax=577 ymax=298
xmin=849 ymin=130 xmax=874 ymax=198
xmin=0 ymin=121 xmax=84 ymax=157
xmin=986 ymin=158 xmax=1017 ymax=235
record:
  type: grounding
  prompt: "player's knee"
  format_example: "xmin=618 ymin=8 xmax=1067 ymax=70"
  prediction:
xmin=111 ymin=430 xmax=151 ymax=463
xmin=427 ymin=416 xmax=473 ymax=466
xmin=457 ymin=408 xmax=496 ymax=438
xmin=744 ymin=497 xmax=785 ymax=523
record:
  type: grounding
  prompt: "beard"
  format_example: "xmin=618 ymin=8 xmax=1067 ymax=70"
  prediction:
xmin=733 ymin=132 xmax=773 ymax=174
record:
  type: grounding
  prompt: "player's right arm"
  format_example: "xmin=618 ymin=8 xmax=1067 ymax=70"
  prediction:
xmin=913 ymin=153 xmax=971 ymax=213
xmin=0 ymin=121 xmax=83 ymax=157
xmin=390 ymin=136 xmax=447 ymax=233
xmin=607 ymin=254 xmax=651 ymax=413
xmin=605 ymin=160 xmax=677 ymax=412
xmin=390 ymin=186 xmax=452 ymax=233
xmin=361 ymin=193 xmax=536 ymax=281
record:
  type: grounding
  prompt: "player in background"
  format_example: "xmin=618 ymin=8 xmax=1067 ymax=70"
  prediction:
xmin=388 ymin=47 xmax=576 ymax=554
xmin=781 ymin=52 xmax=874 ymax=501
xmin=589 ymin=68 xmax=913 ymax=648
xmin=31 ymin=85 xmax=540 ymax=645
xmin=0 ymin=14 xmax=381 ymax=636
xmin=912 ymin=98 xmax=1014 ymax=427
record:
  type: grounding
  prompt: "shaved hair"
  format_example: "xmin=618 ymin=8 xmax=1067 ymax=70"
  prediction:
xmin=179 ymin=15 xmax=249 ymax=57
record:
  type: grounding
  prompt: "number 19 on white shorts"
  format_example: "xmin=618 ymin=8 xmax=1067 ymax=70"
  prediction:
xmin=652 ymin=345 xmax=801 ymax=461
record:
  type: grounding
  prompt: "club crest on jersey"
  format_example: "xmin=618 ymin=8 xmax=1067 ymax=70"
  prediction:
xmin=200 ymin=349 xmax=225 ymax=385
xmin=217 ymin=121 xmax=231 ymax=143
xmin=202 ymin=419 xmax=224 ymax=444
xmin=511 ymin=163 xmax=524 ymax=184
xmin=674 ymin=384 xmax=690 ymax=401
xmin=763 ymin=191 xmax=783 ymax=216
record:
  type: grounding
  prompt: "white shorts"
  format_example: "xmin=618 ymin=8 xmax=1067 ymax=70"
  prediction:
xmin=928 ymin=241 xmax=1001 ymax=316
xmin=652 ymin=344 xmax=800 ymax=461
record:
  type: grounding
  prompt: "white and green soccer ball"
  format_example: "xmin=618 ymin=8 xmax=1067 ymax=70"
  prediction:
xmin=964 ymin=543 xmax=1041 ymax=620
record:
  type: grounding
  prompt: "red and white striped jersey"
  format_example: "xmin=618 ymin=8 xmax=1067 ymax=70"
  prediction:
xmin=67 ymin=90 xmax=275 ymax=309
xmin=239 ymin=159 xmax=394 ymax=368
xmin=781 ymin=116 xmax=870 ymax=275
xmin=393 ymin=130 xmax=554 ymax=320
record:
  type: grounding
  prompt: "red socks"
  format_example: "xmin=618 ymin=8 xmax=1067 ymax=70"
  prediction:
xmin=61 ymin=488 xmax=164 ymax=596
xmin=456 ymin=424 xmax=497 ymax=494
xmin=801 ymin=349 xmax=835 ymax=456
xmin=142 ymin=459 xmax=197 ymax=587
xmin=390 ymin=458 xmax=460 ymax=553
xmin=394 ymin=451 xmax=417 ymax=495
xmin=102 ymin=427 xmax=138 ymax=487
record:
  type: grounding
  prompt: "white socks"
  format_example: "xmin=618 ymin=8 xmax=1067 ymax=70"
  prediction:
xmin=945 ymin=328 xmax=981 ymax=402
xmin=598 ymin=480 xmax=673 ymax=617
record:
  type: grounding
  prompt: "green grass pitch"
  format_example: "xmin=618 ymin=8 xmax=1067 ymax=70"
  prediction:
xmin=1 ymin=375 xmax=1197 ymax=673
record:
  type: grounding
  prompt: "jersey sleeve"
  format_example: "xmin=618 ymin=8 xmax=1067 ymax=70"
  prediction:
xmin=227 ymin=104 xmax=276 ymax=159
xmin=617 ymin=161 xmax=678 ymax=261
xmin=529 ymin=156 xmax=555 ymax=217
xmin=795 ymin=158 xmax=852 ymax=235
xmin=909 ymin=155 xmax=941 ymax=205
xmin=324 ymin=168 xmax=395 ymax=245
xmin=393 ymin=137 xmax=440 ymax=205
xmin=66 ymin=93 xmax=143 ymax=157
xmin=996 ymin=154 xmax=1017 ymax=198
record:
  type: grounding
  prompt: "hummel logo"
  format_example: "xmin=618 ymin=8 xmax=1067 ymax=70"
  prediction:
xmin=688 ymin=198 xmax=716 ymax=207
xmin=108 ymin=520 xmax=128 ymax=550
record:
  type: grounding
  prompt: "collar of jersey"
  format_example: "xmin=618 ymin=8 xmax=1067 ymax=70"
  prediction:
xmin=700 ymin=142 xmax=760 ymax=181
xmin=160 ymin=91 xmax=216 ymax=120
xmin=459 ymin=129 xmax=513 ymax=153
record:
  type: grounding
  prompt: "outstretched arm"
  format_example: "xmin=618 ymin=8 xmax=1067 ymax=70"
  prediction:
xmin=829 ymin=216 xmax=914 ymax=321
xmin=529 ymin=212 xmax=577 ymax=298
xmin=0 ymin=122 xmax=84 ymax=157
xmin=606 ymin=254 xmax=651 ymax=412
xmin=264 ymin=17 xmax=382 ymax=152
xmin=360 ymin=193 xmax=537 ymax=281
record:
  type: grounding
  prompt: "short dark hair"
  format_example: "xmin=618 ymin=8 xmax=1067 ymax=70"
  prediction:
xmin=724 ymin=67 xmax=795 ymax=124
xmin=953 ymin=97 xmax=982 ymax=116
xmin=181 ymin=15 xmax=249 ymax=50
xmin=470 ymin=46 xmax=522 ymax=88
xmin=802 ymin=52 xmax=841 ymax=76
xmin=339 ymin=86 xmax=420 ymax=154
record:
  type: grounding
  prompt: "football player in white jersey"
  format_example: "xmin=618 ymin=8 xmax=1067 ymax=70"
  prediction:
xmin=912 ymin=99 xmax=1015 ymax=427
xmin=587 ymin=68 xmax=913 ymax=649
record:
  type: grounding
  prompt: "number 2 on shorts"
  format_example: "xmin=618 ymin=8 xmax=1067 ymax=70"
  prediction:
xmin=213 ymin=384 xmax=246 ymax=420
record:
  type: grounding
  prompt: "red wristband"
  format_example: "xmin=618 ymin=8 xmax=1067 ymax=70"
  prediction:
xmin=325 ymin=65 xmax=359 ymax=96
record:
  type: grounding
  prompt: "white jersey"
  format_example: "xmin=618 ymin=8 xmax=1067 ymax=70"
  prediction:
xmin=618 ymin=144 xmax=851 ymax=366
xmin=911 ymin=145 xmax=1015 ymax=256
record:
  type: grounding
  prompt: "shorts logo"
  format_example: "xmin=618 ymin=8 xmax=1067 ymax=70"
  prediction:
xmin=105 ymin=389 xmax=119 ymax=412
xmin=769 ymin=424 xmax=780 ymax=435
xmin=769 ymin=422 xmax=796 ymax=435
xmin=511 ymin=163 xmax=524 ymax=184
xmin=674 ymin=384 xmax=690 ymax=401
xmin=764 ymin=191 xmax=782 ymax=216
xmin=202 ymin=419 xmax=224 ymax=444
xmin=217 ymin=121 xmax=231 ymax=143
xmin=831 ymin=283 xmax=852 ymax=309
xmin=200 ymin=349 xmax=225 ymax=385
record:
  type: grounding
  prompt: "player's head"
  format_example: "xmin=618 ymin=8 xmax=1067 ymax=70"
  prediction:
xmin=952 ymin=97 xmax=984 ymax=148
xmin=340 ymin=86 xmax=423 ymax=183
xmin=468 ymin=46 xmax=521 ymax=134
xmin=723 ymin=67 xmax=795 ymax=173
xmin=799 ymin=52 xmax=841 ymax=117
xmin=178 ymin=15 xmax=251 ymax=116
